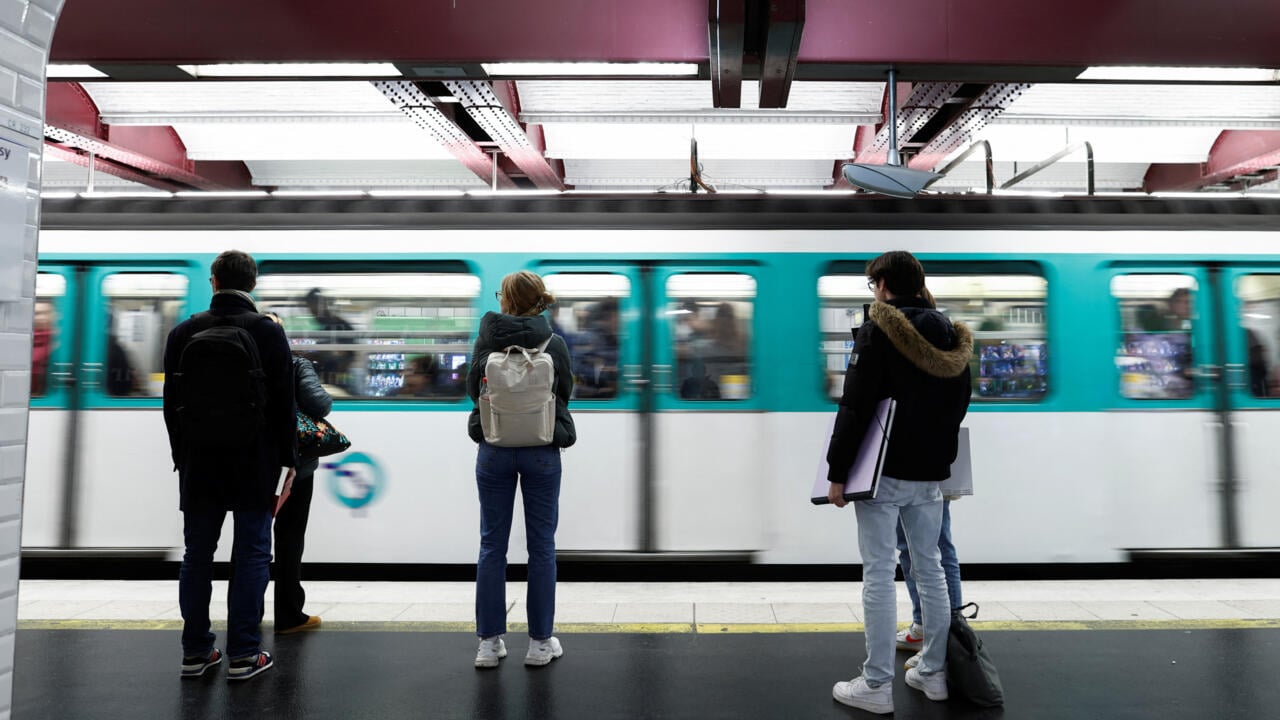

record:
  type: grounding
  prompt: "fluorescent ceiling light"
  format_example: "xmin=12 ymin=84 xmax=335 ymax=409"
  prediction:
xmin=482 ymin=62 xmax=698 ymax=77
xmin=46 ymin=64 xmax=107 ymax=79
xmin=366 ymin=189 xmax=466 ymax=197
xmin=1078 ymin=66 xmax=1280 ymax=82
xmin=174 ymin=190 xmax=270 ymax=198
xmin=271 ymin=189 xmax=367 ymax=197
xmin=179 ymin=63 xmax=400 ymax=78
xmin=40 ymin=191 xmax=78 ymax=198
xmin=79 ymin=191 xmax=174 ymax=198
xmin=466 ymin=189 xmax=561 ymax=196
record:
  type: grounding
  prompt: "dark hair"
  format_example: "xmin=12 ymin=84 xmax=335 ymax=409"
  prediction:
xmin=211 ymin=250 xmax=257 ymax=292
xmin=866 ymin=251 xmax=925 ymax=298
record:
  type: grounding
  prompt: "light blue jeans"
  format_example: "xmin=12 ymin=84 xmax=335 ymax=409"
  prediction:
xmin=854 ymin=475 xmax=949 ymax=685
xmin=475 ymin=442 xmax=562 ymax=640
xmin=897 ymin=499 xmax=962 ymax=625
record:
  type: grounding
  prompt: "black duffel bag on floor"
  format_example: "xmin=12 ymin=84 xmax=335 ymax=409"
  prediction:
xmin=946 ymin=603 xmax=1005 ymax=707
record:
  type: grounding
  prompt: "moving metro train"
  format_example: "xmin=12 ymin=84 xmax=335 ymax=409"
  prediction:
xmin=23 ymin=204 xmax=1280 ymax=568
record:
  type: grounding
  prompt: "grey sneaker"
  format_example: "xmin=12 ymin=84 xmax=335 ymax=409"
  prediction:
xmin=905 ymin=665 xmax=949 ymax=701
xmin=474 ymin=636 xmax=507 ymax=668
xmin=524 ymin=636 xmax=563 ymax=666
xmin=832 ymin=676 xmax=893 ymax=714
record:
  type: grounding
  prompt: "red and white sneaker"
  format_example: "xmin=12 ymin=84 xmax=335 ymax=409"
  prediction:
xmin=896 ymin=622 xmax=924 ymax=651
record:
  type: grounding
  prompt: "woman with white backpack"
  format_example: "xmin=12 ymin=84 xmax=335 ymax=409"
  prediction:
xmin=466 ymin=270 xmax=577 ymax=669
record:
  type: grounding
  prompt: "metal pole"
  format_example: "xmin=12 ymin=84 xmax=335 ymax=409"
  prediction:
xmin=1207 ymin=266 xmax=1240 ymax=548
xmin=935 ymin=140 xmax=994 ymax=194
xmin=489 ymin=150 xmax=498 ymax=191
xmin=86 ymin=151 xmax=95 ymax=193
xmin=886 ymin=68 xmax=900 ymax=167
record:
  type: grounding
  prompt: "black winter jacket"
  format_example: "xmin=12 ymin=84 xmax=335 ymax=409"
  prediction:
xmin=293 ymin=355 xmax=332 ymax=476
xmin=467 ymin=312 xmax=576 ymax=448
xmin=827 ymin=296 xmax=972 ymax=483
xmin=163 ymin=292 xmax=297 ymax=512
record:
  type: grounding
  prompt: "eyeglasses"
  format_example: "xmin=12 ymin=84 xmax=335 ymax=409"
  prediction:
xmin=866 ymin=278 xmax=877 ymax=291
xmin=494 ymin=292 xmax=503 ymax=301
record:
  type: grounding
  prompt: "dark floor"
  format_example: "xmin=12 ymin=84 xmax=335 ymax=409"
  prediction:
xmin=14 ymin=627 xmax=1280 ymax=719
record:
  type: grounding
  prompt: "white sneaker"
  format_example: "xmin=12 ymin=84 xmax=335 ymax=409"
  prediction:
xmin=904 ymin=651 xmax=922 ymax=670
xmin=474 ymin=636 xmax=507 ymax=668
xmin=525 ymin=636 xmax=563 ymax=666
xmin=905 ymin=666 xmax=948 ymax=701
xmin=832 ymin=676 xmax=893 ymax=714
xmin=896 ymin=622 xmax=924 ymax=651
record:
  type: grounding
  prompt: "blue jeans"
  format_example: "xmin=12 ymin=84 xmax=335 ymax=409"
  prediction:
xmin=475 ymin=443 xmax=562 ymax=640
xmin=179 ymin=508 xmax=272 ymax=659
xmin=897 ymin=499 xmax=962 ymax=624
xmin=854 ymin=475 xmax=949 ymax=684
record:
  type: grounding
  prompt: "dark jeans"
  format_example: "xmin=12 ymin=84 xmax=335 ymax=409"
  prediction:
xmin=475 ymin=443 xmax=561 ymax=640
xmin=273 ymin=471 xmax=315 ymax=629
xmin=179 ymin=507 xmax=272 ymax=659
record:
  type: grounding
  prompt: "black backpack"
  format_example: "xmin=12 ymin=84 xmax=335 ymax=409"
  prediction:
xmin=174 ymin=312 xmax=268 ymax=452
xmin=946 ymin=603 xmax=1005 ymax=707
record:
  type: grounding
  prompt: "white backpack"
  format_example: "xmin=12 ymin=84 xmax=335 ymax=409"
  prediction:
xmin=478 ymin=337 xmax=556 ymax=447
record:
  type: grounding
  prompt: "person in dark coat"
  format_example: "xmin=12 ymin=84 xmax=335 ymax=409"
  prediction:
xmin=162 ymin=250 xmax=296 ymax=682
xmin=826 ymin=251 xmax=972 ymax=713
xmin=265 ymin=313 xmax=333 ymax=634
xmin=467 ymin=270 xmax=576 ymax=669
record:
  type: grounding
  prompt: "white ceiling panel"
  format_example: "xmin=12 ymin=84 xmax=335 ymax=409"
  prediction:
xmin=246 ymin=160 xmax=484 ymax=188
xmin=1000 ymin=83 xmax=1280 ymax=126
xmin=172 ymin=121 xmax=455 ymax=161
xmin=564 ymin=158 xmax=834 ymax=188
xmin=517 ymin=80 xmax=882 ymax=113
xmin=542 ymin=122 xmax=857 ymax=160
xmin=931 ymin=161 xmax=1150 ymax=192
xmin=970 ymin=125 xmax=1222 ymax=163
xmin=40 ymin=156 xmax=150 ymax=189
xmin=82 ymin=81 xmax=398 ymax=116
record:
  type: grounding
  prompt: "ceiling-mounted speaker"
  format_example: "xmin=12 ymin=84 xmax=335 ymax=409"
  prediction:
xmin=840 ymin=67 xmax=941 ymax=199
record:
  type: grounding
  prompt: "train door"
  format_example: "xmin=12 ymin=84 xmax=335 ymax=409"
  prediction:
xmin=24 ymin=268 xmax=77 ymax=548
xmin=540 ymin=268 xmax=645 ymax=552
xmin=24 ymin=263 xmax=193 ymax=553
xmin=1107 ymin=264 xmax=1274 ymax=552
xmin=650 ymin=268 xmax=764 ymax=552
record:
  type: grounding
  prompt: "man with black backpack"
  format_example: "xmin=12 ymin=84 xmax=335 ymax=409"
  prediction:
xmin=163 ymin=250 xmax=296 ymax=683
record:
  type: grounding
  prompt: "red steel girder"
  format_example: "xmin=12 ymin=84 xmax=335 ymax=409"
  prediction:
xmin=374 ymin=81 xmax=516 ymax=190
xmin=707 ymin=0 xmax=745 ymax=108
xmin=51 ymin=1 xmax=1280 ymax=71
xmin=44 ymin=83 xmax=250 ymax=191
xmin=1144 ymin=131 xmax=1280 ymax=192
xmin=43 ymin=143 xmax=185 ymax=192
xmin=449 ymin=81 xmax=565 ymax=190
xmin=757 ymin=0 xmax=805 ymax=109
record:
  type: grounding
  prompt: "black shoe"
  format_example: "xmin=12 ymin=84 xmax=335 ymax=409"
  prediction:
xmin=180 ymin=647 xmax=223 ymax=678
xmin=227 ymin=651 xmax=274 ymax=682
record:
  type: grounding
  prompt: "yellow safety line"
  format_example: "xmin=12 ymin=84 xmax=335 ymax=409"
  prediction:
xmin=20 ymin=618 xmax=1280 ymax=633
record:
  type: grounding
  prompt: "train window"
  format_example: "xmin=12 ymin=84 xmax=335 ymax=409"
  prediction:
xmin=103 ymin=273 xmax=189 ymax=397
xmin=1236 ymin=275 xmax=1280 ymax=398
xmin=544 ymin=273 xmax=628 ymax=400
xmin=1112 ymin=274 xmax=1197 ymax=400
xmin=667 ymin=273 xmax=755 ymax=401
xmin=32 ymin=273 xmax=67 ymax=398
xmin=819 ymin=272 xmax=1048 ymax=401
xmin=254 ymin=273 xmax=479 ymax=400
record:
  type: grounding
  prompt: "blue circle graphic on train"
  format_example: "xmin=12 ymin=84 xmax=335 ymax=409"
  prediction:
xmin=324 ymin=452 xmax=385 ymax=510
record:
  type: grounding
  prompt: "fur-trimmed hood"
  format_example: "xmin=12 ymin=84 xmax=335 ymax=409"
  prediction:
xmin=868 ymin=301 xmax=973 ymax=378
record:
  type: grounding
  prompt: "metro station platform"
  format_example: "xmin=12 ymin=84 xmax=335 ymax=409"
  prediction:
xmin=15 ymin=579 xmax=1280 ymax=719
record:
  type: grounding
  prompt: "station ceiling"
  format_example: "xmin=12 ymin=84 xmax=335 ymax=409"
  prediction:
xmin=37 ymin=0 xmax=1280 ymax=197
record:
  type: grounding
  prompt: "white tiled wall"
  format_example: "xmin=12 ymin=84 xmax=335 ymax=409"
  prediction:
xmin=0 ymin=1 xmax=63 ymax=718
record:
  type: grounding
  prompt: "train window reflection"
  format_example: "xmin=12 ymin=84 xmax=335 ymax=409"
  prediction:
xmin=32 ymin=273 xmax=66 ymax=398
xmin=819 ymin=272 xmax=1048 ymax=401
xmin=1112 ymin=274 xmax=1197 ymax=400
xmin=1236 ymin=275 xmax=1280 ymax=398
xmin=544 ymin=273 xmax=628 ymax=400
xmin=668 ymin=273 xmax=755 ymax=401
xmin=103 ymin=273 xmax=188 ymax=397
xmin=255 ymin=273 xmax=479 ymax=400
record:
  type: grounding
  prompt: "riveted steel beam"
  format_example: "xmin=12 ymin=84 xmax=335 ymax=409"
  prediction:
xmin=44 ymin=82 xmax=250 ymax=191
xmin=857 ymin=82 xmax=963 ymax=163
xmin=445 ymin=81 xmax=564 ymax=190
xmin=758 ymin=0 xmax=805 ymax=108
xmin=1145 ymin=131 xmax=1280 ymax=192
xmin=907 ymin=83 xmax=1032 ymax=172
xmin=375 ymin=81 xmax=516 ymax=190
